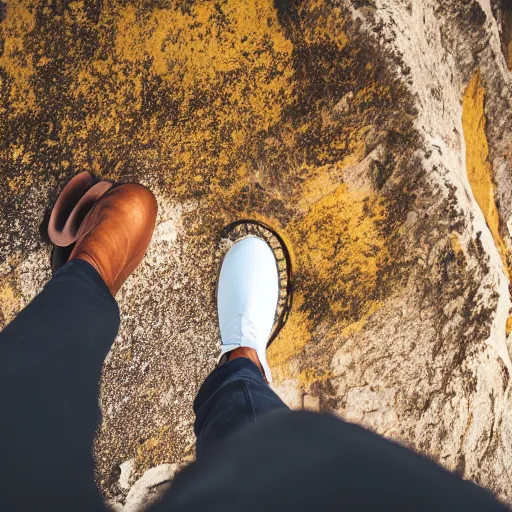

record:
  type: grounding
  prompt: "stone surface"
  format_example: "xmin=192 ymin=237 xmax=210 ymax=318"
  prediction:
xmin=303 ymin=394 xmax=321 ymax=412
xmin=119 ymin=464 xmax=177 ymax=512
xmin=119 ymin=459 xmax=135 ymax=491
xmin=272 ymin=378 xmax=303 ymax=410
xmin=2 ymin=0 xmax=512 ymax=507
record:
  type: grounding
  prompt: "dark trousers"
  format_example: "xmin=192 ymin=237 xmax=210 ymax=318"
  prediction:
xmin=0 ymin=260 xmax=507 ymax=511
xmin=194 ymin=356 xmax=288 ymax=457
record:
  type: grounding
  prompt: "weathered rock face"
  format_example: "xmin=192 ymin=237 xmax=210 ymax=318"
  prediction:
xmin=2 ymin=0 xmax=512 ymax=507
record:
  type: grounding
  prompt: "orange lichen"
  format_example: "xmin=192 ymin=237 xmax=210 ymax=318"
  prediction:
xmin=268 ymin=184 xmax=391 ymax=375
xmin=451 ymin=232 xmax=463 ymax=256
xmin=268 ymin=294 xmax=313 ymax=370
xmin=8 ymin=173 xmax=35 ymax=193
xmin=293 ymin=0 xmax=349 ymax=50
xmin=59 ymin=0 xmax=297 ymax=191
xmin=299 ymin=368 xmax=335 ymax=390
xmin=135 ymin=426 xmax=172 ymax=472
xmin=506 ymin=315 xmax=512 ymax=336
xmin=462 ymin=70 xmax=509 ymax=277
xmin=0 ymin=1 xmax=37 ymax=114
xmin=293 ymin=184 xmax=390 ymax=313
xmin=0 ymin=280 xmax=22 ymax=328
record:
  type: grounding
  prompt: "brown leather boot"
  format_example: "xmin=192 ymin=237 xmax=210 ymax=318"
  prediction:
xmin=69 ymin=183 xmax=158 ymax=296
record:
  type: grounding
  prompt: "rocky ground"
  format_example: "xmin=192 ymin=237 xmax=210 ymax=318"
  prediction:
xmin=2 ymin=0 xmax=512 ymax=508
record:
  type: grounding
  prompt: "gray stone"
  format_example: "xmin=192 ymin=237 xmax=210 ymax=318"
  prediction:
xmin=123 ymin=464 xmax=178 ymax=512
xmin=118 ymin=459 xmax=135 ymax=491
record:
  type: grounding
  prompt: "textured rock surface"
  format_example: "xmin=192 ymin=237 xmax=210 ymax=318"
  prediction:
xmin=109 ymin=464 xmax=177 ymax=512
xmin=2 ymin=0 xmax=512 ymax=507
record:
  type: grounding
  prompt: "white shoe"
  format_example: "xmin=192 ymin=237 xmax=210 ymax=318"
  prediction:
xmin=217 ymin=236 xmax=279 ymax=382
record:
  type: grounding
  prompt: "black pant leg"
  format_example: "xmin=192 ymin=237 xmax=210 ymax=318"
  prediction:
xmin=153 ymin=411 xmax=507 ymax=512
xmin=0 ymin=259 xmax=118 ymax=511
xmin=193 ymin=357 xmax=289 ymax=457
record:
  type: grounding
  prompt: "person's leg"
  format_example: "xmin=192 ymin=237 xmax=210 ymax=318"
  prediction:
xmin=155 ymin=233 xmax=506 ymax=512
xmin=194 ymin=235 xmax=289 ymax=456
xmin=0 ymin=259 xmax=118 ymax=511
xmin=153 ymin=410 xmax=508 ymax=512
xmin=194 ymin=356 xmax=288 ymax=457
xmin=0 ymin=182 xmax=157 ymax=511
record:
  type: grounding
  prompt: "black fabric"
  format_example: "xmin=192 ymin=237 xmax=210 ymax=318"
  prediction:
xmin=0 ymin=259 xmax=119 ymax=511
xmin=193 ymin=357 xmax=288 ymax=457
xmin=0 ymin=260 xmax=507 ymax=511
xmin=154 ymin=410 xmax=508 ymax=512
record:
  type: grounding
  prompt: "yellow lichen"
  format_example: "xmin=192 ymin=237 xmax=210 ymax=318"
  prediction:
xmin=0 ymin=1 xmax=37 ymax=114
xmin=506 ymin=315 xmax=512 ymax=336
xmin=293 ymin=184 xmax=389 ymax=306
xmin=268 ymin=184 xmax=390 ymax=374
xmin=135 ymin=426 xmax=171 ymax=471
xmin=462 ymin=70 xmax=509 ymax=276
xmin=268 ymin=294 xmax=313 ymax=371
xmin=299 ymin=368 xmax=335 ymax=390
xmin=451 ymin=232 xmax=463 ymax=256
xmin=0 ymin=280 xmax=22 ymax=328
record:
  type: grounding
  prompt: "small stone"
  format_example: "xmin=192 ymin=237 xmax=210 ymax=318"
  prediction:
xmin=123 ymin=464 xmax=178 ymax=512
xmin=333 ymin=91 xmax=354 ymax=115
xmin=119 ymin=459 xmax=135 ymax=491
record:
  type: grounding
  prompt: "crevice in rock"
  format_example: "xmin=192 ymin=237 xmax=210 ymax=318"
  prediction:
xmin=495 ymin=0 xmax=512 ymax=70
